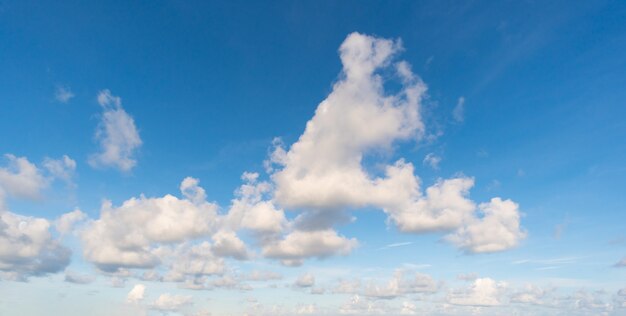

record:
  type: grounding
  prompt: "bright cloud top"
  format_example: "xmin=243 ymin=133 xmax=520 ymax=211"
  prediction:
xmin=89 ymin=90 xmax=142 ymax=172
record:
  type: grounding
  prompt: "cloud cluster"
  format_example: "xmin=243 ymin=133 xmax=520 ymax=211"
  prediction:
xmin=89 ymin=89 xmax=142 ymax=172
xmin=265 ymin=32 xmax=525 ymax=255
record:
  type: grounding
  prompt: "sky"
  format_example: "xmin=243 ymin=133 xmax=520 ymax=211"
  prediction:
xmin=1 ymin=0 xmax=626 ymax=315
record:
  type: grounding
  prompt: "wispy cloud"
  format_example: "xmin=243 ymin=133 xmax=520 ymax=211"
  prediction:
xmin=378 ymin=241 xmax=414 ymax=250
xmin=54 ymin=86 xmax=74 ymax=103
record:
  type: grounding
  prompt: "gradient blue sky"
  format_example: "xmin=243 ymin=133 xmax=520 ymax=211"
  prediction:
xmin=1 ymin=1 xmax=626 ymax=315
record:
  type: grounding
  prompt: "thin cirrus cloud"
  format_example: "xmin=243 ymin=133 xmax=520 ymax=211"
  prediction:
xmin=88 ymin=89 xmax=142 ymax=172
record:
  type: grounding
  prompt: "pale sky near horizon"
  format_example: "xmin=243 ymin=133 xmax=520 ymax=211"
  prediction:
xmin=1 ymin=1 xmax=626 ymax=315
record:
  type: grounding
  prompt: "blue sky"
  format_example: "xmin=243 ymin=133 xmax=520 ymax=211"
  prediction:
xmin=1 ymin=1 xmax=626 ymax=315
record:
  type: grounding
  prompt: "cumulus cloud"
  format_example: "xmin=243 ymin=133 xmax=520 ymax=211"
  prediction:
xmin=54 ymin=86 xmax=74 ymax=103
xmin=0 ymin=211 xmax=71 ymax=280
xmin=294 ymin=273 xmax=315 ymax=288
xmin=447 ymin=278 xmax=507 ymax=306
xmin=151 ymin=293 xmax=193 ymax=311
xmin=55 ymin=209 xmax=86 ymax=235
xmin=262 ymin=229 xmax=357 ymax=266
xmin=226 ymin=172 xmax=286 ymax=235
xmin=270 ymin=33 xmax=425 ymax=211
xmin=445 ymin=198 xmax=526 ymax=253
xmin=80 ymin=177 xmax=219 ymax=272
xmin=89 ymin=89 xmax=142 ymax=172
xmin=127 ymin=284 xmax=146 ymax=303
xmin=0 ymin=154 xmax=48 ymax=200
xmin=211 ymin=230 xmax=250 ymax=260
xmin=264 ymin=32 xmax=524 ymax=254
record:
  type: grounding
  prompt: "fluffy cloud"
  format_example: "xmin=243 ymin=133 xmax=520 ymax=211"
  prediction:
xmin=294 ymin=273 xmax=315 ymax=288
xmin=89 ymin=89 xmax=142 ymax=172
xmin=270 ymin=33 xmax=425 ymax=211
xmin=151 ymin=293 xmax=193 ymax=311
xmin=445 ymin=198 xmax=526 ymax=253
xmin=55 ymin=209 xmax=86 ymax=235
xmin=43 ymin=155 xmax=76 ymax=185
xmin=262 ymin=229 xmax=357 ymax=266
xmin=0 ymin=211 xmax=71 ymax=280
xmin=226 ymin=172 xmax=286 ymax=235
xmin=80 ymin=177 xmax=220 ymax=272
xmin=0 ymin=154 xmax=48 ymax=200
xmin=447 ymin=278 xmax=507 ymax=306
xmin=127 ymin=284 xmax=146 ymax=303
xmin=265 ymin=32 xmax=524 ymax=254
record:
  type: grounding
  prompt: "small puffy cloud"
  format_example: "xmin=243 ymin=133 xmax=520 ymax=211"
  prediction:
xmin=43 ymin=155 xmax=76 ymax=184
xmin=211 ymin=230 xmax=250 ymax=260
xmin=262 ymin=229 xmax=357 ymax=266
xmin=151 ymin=293 xmax=193 ymax=311
xmin=362 ymin=270 xmax=439 ymax=299
xmin=0 ymin=154 xmax=48 ymax=200
xmin=54 ymin=86 xmax=74 ymax=103
xmin=127 ymin=284 xmax=146 ymax=303
xmin=55 ymin=209 xmax=86 ymax=235
xmin=445 ymin=198 xmax=526 ymax=253
xmin=89 ymin=89 xmax=142 ymax=172
xmin=80 ymin=177 xmax=219 ymax=272
xmin=452 ymin=96 xmax=465 ymax=122
xmin=447 ymin=278 xmax=507 ymax=306
xmin=64 ymin=270 xmax=95 ymax=284
xmin=294 ymin=273 xmax=315 ymax=288
xmin=226 ymin=173 xmax=286 ymax=235
xmin=423 ymin=153 xmax=441 ymax=170
xmin=0 ymin=211 xmax=71 ymax=280
xmin=166 ymin=242 xmax=225 ymax=281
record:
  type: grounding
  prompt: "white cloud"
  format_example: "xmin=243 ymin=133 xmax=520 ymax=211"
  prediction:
xmin=423 ymin=153 xmax=441 ymax=170
xmin=452 ymin=96 xmax=465 ymax=122
xmin=262 ymin=229 xmax=357 ymax=266
xmin=89 ymin=89 xmax=142 ymax=172
xmin=615 ymin=257 xmax=626 ymax=267
xmin=151 ymin=293 xmax=193 ymax=311
xmin=0 ymin=211 xmax=70 ymax=280
xmin=445 ymin=198 xmax=526 ymax=253
xmin=0 ymin=154 xmax=48 ymax=200
xmin=64 ymin=269 xmax=95 ymax=284
xmin=294 ymin=273 xmax=315 ymax=288
xmin=447 ymin=278 xmax=507 ymax=306
xmin=80 ymin=177 xmax=219 ymax=272
xmin=211 ymin=230 xmax=250 ymax=260
xmin=127 ymin=284 xmax=146 ymax=303
xmin=55 ymin=209 xmax=86 ymax=235
xmin=165 ymin=242 xmax=225 ymax=281
xmin=264 ymin=33 xmax=524 ymax=254
xmin=54 ymin=86 xmax=74 ymax=103
xmin=43 ymin=155 xmax=76 ymax=184
xmin=363 ymin=270 xmax=439 ymax=299
xmin=226 ymin=173 xmax=286 ymax=235
xmin=270 ymin=33 xmax=426 ymax=212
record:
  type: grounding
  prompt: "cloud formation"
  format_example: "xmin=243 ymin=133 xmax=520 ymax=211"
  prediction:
xmin=89 ymin=90 xmax=142 ymax=172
